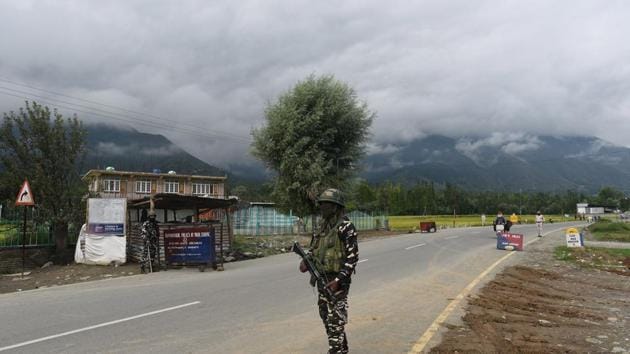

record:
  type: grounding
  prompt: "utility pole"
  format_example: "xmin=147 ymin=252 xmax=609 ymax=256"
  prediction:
xmin=519 ymin=188 xmax=523 ymax=216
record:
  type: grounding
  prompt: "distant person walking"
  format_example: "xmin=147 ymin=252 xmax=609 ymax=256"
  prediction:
xmin=481 ymin=214 xmax=487 ymax=226
xmin=535 ymin=211 xmax=544 ymax=237
xmin=509 ymin=213 xmax=519 ymax=225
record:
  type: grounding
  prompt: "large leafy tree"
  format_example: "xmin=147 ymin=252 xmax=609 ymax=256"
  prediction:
xmin=251 ymin=75 xmax=374 ymax=217
xmin=0 ymin=101 xmax=87 ymax=257
xmin=594 ymin=186 xmax=624 ymax=208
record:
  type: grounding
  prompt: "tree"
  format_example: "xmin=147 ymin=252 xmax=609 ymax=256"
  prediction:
xmin=594 ymin=186 xmax=624 ymax=208
xmin=251 ymin=75 xmax=374 ymax=217
xmin=0 ymin=101 xmax=87 ymax=258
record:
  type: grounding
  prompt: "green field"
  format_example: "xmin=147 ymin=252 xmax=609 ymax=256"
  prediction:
xmin=388 ymin=214 xmax=570 ymax=231
xmin=587 ymin=221 xmax=630 ymax=242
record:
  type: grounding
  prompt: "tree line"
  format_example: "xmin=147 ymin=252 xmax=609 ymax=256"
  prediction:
xmin=343 ymin=181 xmax=630 ymax=216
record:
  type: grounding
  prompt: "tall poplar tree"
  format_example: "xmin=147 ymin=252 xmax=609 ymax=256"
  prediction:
xmin=251 ymin=75 xmax=374 ymax=217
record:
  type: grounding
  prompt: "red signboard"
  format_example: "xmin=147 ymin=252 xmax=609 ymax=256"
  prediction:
xmin=15 ymin=180 xmax=35 ymax=206
xmin=496 ymin=232 xmax=524 ymax=251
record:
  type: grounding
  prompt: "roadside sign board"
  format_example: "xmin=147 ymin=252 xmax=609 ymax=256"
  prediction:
xmin=565 ymin=227 xmax=584 ymax=247
xmin=164 ymin=227 xmax=215 ymax=265
xmin=15 ymin=180 xmax=35 ymax=206
xmin=496 ymin=232 xmax=524 ymax=251
xmin=87 ymin=198 xmax=126 ymax=236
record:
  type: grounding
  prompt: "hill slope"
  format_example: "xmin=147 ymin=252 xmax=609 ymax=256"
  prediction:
xmin=362 ymin=134 xmax=630 ymax=192
xmin=84 ymin=124 xmax=225 ymax=176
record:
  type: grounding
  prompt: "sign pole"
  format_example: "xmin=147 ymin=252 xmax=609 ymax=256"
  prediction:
xmin=15 ymin=179 xmax=36 ymax=278
xmin=22 ymin=206 xmax=27 ymax=278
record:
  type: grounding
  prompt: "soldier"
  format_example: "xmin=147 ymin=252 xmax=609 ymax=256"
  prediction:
xmin=140 ymin=210 xmax=160 ymax=273
xmin=299 ymin=188 xmax=358 ymax=354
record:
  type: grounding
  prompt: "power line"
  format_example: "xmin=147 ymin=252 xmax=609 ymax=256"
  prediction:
xmin=0 ymin=77 xmax=253 ymax=143
xmin=0 ymin=89 xmax=252 ymax=145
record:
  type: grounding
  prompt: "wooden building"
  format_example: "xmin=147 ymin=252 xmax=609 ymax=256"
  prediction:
xmin=82 ymin=167 xmax=235 ymax=267
xmin=83 ymin=167 xmax=227 ymax=200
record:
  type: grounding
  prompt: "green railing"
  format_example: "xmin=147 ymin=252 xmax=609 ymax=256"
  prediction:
xmin=231 ymin=207 xmax=386 ymax=236
xmin=0 ymin=222 xmax=53 ymax=248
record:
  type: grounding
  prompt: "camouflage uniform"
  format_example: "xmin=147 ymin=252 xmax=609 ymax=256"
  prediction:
xmin=314 ymin=218 xmax=358 ymax=354
xmin=140 ymin=218 xmax=160 ymax=273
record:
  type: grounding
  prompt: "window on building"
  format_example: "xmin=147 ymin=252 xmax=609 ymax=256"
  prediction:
xmin=102 ymin=179 xmax=120 ymax=192
xmin=136 ymin=180 xmax=151 ymax=194
xmin=192 ymin=183 xmax=212 ymax=195
xmin=165 ymin=181 xmax=179 ymax=194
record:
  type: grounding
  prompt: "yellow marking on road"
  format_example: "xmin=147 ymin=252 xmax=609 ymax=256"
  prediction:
xmin=408 ymin=225 xmax=576 ymax=353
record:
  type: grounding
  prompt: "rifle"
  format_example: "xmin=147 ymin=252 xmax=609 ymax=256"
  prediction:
xmin=292 ymin=242 xmax=335 ymax=301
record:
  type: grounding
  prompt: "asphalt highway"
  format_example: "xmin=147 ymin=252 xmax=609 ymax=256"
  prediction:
xmin=0 ymin=221 xmax=584 ymax=353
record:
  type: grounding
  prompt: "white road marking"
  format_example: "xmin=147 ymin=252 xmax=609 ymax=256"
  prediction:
xmin=357 ymin=259 xmax=368 ymax=264
xmin=405 ymin=243 xmax=426 ymax=250
xmin=0 ymin=301 xmax=201 ymax=352
xmin=444 ymin=235 xmax=459 ymax=240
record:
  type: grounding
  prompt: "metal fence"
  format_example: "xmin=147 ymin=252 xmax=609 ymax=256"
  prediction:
xmin=0 ymin=221 xmax=53 ymax=248
xmin=231 ymin=207 xmax=386 ymax=236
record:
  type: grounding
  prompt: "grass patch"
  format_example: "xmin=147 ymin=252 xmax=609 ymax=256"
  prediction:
xmin=554 ymin=246 xmax=577 ymax=262
xmin=554 ymin=246 xmax=630 ymax=272
xmin=587 ymin=221 xmax=630 ymax=242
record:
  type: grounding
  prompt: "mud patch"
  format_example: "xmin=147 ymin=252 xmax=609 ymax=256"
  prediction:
xmin=431 ymin=264 xmax=630 ymax=353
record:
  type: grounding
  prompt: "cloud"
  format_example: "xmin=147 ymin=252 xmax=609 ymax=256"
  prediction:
xmin=455 ymin=133 xmax=542 ymax=165
xmin=94 ymin=142 xmax=129 ymax=156
xmin=565 ymin=138 xmax=622 ymax=164
xmin=1 ymin=0 xmax=630 ymax=169
xmin=93 ymin=142 xmax=181 ymax=157
xmin=366 ymin=143 xmax=401 ymax=155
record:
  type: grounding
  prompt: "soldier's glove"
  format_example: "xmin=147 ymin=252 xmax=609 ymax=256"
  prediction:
xmin=299 ymin=260 xmax=308 ymax=273
xmin=325 ymin=279 xmax=340 ymax=293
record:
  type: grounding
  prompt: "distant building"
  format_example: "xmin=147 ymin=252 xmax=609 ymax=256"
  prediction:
xmin=576 ymin=203 xmax=615 ymax=215
xmin=82 ymin=167 xmax=227 ymax=200
xmin=576 ymin=203 xmax=588 ymax=215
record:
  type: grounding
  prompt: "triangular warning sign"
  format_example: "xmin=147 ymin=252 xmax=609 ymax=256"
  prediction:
xmin=15 ymin=180 xmax=35 ymax=206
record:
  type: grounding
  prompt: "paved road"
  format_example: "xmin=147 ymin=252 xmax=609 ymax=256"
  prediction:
xmin=0 ymin=222 xmax=584 ymax=353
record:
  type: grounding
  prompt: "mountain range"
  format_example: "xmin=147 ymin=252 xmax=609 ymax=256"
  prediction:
xmin=83 ymin=125 xmax=630 ymax=193
xmin=362 ymin=134 xmax=630 ymax=192
xmin=84 ymin=124 xmax=225 ymax=177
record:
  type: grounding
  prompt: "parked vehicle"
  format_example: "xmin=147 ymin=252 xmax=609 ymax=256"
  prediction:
xmin=419 ymin=221 xmax=437 ymax=233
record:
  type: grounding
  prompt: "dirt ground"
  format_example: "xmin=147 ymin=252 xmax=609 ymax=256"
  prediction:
xmin=0 ymin=262 xmax=141 ymax=294
xmin=0 ymin=229 xmax=401 ymax=295
xmin=431 ymin=237 xmax=630 ymax=353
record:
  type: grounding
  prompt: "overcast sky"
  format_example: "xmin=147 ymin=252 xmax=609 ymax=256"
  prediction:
xmin=1 ymin=1 xmax=629 ymax=168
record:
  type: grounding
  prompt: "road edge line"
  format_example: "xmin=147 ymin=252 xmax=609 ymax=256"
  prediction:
xmin=408 ymin=224 xmax=576 ymax=353
xmin=408 ymin=251 xmax=515 ymax=353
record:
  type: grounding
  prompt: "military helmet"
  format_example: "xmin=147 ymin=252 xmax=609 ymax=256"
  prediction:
xmin=317 ymin=188 xmax=345 ymax=207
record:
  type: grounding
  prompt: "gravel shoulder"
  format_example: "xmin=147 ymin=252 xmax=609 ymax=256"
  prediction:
xmin=430 ymin=229 xmax=630 ymax=353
